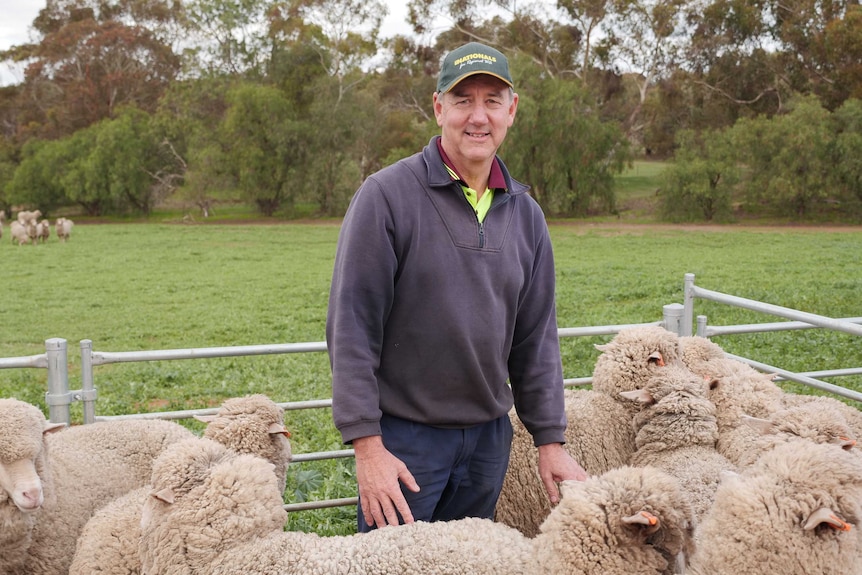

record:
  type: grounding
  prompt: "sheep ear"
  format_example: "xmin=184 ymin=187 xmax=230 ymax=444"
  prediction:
xmin=620 ymin=389 xmax=653 ymax=404
xmin=558 ymin=480 xmax=583 ymax=499
xmin=741 ymin=414 xmax=778 ymax=435
xmin=43 ymin=422 xmax=66 ymax=435
xmin=151 ymin=487 xmax=176 ymax=505
xmin=803 ymin=507 xmax=852 ymax=531
xmin=194 ymin=415 xmax=217 ymax=424
xmin=268 ymin=422 xmax=291 ymax=437
xmin=832 ymin=436 xmax=857 ymax=449
xmin=647 ymin=351 xmax=665 ymax=367
xmin=622 ymin=510 xmax=661 ymax=534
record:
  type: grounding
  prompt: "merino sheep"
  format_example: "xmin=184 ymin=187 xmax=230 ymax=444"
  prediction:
xmin=0 ymin=398 xmax=195 ymax=575
xmin=622 ymin=364 xmax=737 ymax=522
xmin=734 ymin=398 xmax=858 ymax=467
xmin=139 ymin=438 xmax=695 ymax=575
xmin=0 ymin=399 xmax=65 ymax=575
xmin=689 ymin=441 xmax=862 ymax=575
xmin=592 ymin=326 xmax=683 ymax=401
xmin=36 ymin=220 xmax=50 ymax=243
xmin=55 ymin=217 xmax=73 ymax=242
xmin=10 ymin=220 xmax=31 ymax=246
xmin=16 ymin=210 xmax=41 ymax=225
xmin=496 ymin=388 xmax=637 ymax=537
xmin=68 ymin=394 xmax=293 ymax=575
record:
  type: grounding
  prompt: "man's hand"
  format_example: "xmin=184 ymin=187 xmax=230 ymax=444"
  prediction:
xmin=537 ymin=442 xmax=588 ymax=504
xmin=353 ymin=436 xmax=421 ymax=528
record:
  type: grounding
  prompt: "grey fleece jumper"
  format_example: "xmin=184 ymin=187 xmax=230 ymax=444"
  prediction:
xmin=326 ymin=136 xmax=566 ymax=447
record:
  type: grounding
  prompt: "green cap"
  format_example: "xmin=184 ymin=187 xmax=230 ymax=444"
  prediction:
xmin=436 ymin=42 xmax=513 ymax=94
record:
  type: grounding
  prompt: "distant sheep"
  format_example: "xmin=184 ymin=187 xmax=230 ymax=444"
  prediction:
xmin=622 ymin=364 xmax=737 ymax=522
xmin=10 ymin=220 xmax=32 ymax=246
xmin=55 ymin=218 xmax=73 ymax=242
xmin=0 ymin=398 xmax=195 ymax=575
xmin=139 ymin=438 xmax=695 ymax=575
xmin=689 ymin=441 xmax=862 ymax=575
xmin=16 ymin=209 xmax=42 ymax=225
xmin=36 ymin=220 xmax=50 ymax=243
xmin=68 ymin=394 xmax=292 ymax=575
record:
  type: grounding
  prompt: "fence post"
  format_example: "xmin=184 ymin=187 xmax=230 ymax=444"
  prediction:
xmin=80 ymin=339 xmax=98 ymax=424
xmin=696 ymin=315 xmax=709 ymax=337
xmin=682 ymin=273 xmax=696 ymax=337
xmin=44 ymin=338 xmax=70 ymax=425
xmin=662 ymin=303 xmax=685 ymax=335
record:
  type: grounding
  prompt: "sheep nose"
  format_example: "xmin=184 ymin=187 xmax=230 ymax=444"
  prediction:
xmin=15 ymin=485 xmax=44 ymax=511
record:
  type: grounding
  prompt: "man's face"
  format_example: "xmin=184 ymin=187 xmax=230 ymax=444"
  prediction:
xmin=433 ymin=74 xmax=518 ymax=169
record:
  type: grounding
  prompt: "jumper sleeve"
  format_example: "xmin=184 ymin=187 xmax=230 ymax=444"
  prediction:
xmin=508 ymin=211 xmax=567 ymax=447
xmin=326 ymin=178 xmax=397 ymax=444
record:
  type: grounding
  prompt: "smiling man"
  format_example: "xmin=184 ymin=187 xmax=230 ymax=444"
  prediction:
xmin=326 ymin=41 xmax=587 ymax=534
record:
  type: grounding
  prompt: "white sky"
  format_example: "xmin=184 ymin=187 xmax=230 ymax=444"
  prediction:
xmin=0 ymin=0 xmax=421 ymax=86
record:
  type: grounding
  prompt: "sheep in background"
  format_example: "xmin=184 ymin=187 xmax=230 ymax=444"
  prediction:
xmin=496 ymin=389 xmax=636 ymax=537
xmin=0 ymin=398 xmax=196 ymax=575
xmin=139 ymin=437 xmax=695 ymax=575
xmin=68 ymin=394 xmax=293 ymax=575
xmin=689 ymin=441 xmax=862 ymax=575
xmin=16 ymin=209 xmax=41 ymax=225
xmin=0 ymin=399 xmax=65 ymax=574
xmin=36 ymin=219 xmax=50 ymax=243
xmin=10 ymin=220 xmax=31 ymax=246
xmin=734 ymin=398 xmax=858 ymax=467
xmin=55 ymin=217 xmax=73 ymax=242
xmin=622 ymin=364 xmax=737 ymax=523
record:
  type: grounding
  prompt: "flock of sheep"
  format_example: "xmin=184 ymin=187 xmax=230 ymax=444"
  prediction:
xmin=0 ymin=210 xmax=73 ymax=246
xmin=1 ymin=326 xmax=861 ymax=574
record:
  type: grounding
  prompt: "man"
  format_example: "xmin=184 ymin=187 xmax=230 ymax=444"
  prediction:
xmin=326 ymin=41 xmax=587 ymax=532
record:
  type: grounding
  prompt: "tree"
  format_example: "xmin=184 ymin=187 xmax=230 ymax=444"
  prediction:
xmin=832 ymin=98 xmax=862 ymax=215
xmin=504 ymin=60 xmax=631 ymax=216
xmin=220 ymin=82 xmax=307 ymax=215
xmin=658 ymin=128 xmax=737 ymax=221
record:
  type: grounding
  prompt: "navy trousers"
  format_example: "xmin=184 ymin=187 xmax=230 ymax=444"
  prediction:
xmin=357 ymin=412 xmax=513 ymax=532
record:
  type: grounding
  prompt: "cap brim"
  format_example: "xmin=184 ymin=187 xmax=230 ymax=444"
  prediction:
xmin=440 ymin=71 xmax=514 ymax=93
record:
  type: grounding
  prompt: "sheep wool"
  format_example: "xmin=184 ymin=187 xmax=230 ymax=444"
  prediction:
xmin=139 ymin=438 xmax=695 ymax=575
xmin=0 ymin=399 xmax=64 ymax=575
xmin=689 ymin=441 xmax=862 ymax=575
xmin=591 ymin=326 xmax=683 ymax=403
xmin=623 ymin=364 xmax=736 ymax=522
xmin=69 ymin=394 xmax=292 ymax=575
xmin=26 ymin=416 xmax=194 ymax=575
xmin=496 ymin=389 xmax=636 ymax=537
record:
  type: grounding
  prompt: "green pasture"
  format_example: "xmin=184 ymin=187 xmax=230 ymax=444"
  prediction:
xmin=2 ymin=221 xmax=861 ymax=535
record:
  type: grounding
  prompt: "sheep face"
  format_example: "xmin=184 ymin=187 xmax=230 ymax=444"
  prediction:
xmin=592 ymin=326 xmax=683 ymax=398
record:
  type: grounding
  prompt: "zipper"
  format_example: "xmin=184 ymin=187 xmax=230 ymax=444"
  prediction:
xmin=478 ymin=220 xmax=485 ymax=248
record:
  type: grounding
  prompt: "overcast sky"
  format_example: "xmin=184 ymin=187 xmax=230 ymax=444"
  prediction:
xmin=0 ymin=0 xmax=423 ymax=86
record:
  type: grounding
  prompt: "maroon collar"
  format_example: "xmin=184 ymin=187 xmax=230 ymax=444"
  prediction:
xmin=436 ymin=138 xmax=506 ymax=190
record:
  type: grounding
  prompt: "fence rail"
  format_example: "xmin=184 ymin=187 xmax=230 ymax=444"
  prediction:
xmin=3 ymin=272 xmax=860 ymax=514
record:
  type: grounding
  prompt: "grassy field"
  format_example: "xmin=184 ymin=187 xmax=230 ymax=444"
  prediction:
xmin=2 ymin=220 xmax=861 ymax=535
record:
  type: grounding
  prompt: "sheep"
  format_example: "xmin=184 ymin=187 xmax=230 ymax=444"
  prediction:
xmin=139 ymin=437 xmax=695 ymax=575
xmin=621 ymin=364 xmax=737 ymax=523
xmin=10 ymin=220 xmax=31 ymax=246
xmin=68 ymin=394 xmax=293 ymax=575
xmin=496 ymin=389 xmax=636 ymax=537
xmin=55 ymin=217 xmax=73 ymax=242
xmin=780 ymin=391 xmax=862 ymax=445
xmin=0 ymin=398 xmax=195 ymax=575
xmin=16 ymin=210 xmax=41 ymax=225
xmin=36 ymin=219 xmax=50 ymax=243
xmin=0 ymin=399 xmax=65 ymax=575
xmin=591 ymin=325 xmax=683 ymax=402
xmin=734 ymin=397 xmax=858 ymax=467
xmin=688 ymin=441 xmax=862 ymax=575
xmin=495 ymin=326 xmax=683 ymax=538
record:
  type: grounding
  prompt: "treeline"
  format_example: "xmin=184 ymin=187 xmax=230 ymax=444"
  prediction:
xmin=0 ymin=0 xmax=860 ymax=221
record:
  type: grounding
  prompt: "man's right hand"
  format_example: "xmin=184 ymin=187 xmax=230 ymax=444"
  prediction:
xmin=352 ymin=435 xmax=420 ymax=528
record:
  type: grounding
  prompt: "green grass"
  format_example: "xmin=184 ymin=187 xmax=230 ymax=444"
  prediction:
xmin=2 ymin=221 xmax=861 ymax=535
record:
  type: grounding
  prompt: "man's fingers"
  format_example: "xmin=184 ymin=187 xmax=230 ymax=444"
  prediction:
xmin=543 ymin=477 xmax=561 ymax=505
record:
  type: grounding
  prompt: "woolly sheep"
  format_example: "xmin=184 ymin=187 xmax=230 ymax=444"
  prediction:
xmin=496 ymin=388 xmax=636 ymax=537
xmin=55 ymin=217 xmax=73 ymax=242
xmin=689 ymin=441 xmax=862 ymax=575
xmin=0 ymin=399 xmax=65 ymax=575
xmin=16 ymin=210 xmax=41 ymax=225
xmin=10 ymin=220 xmax=31 ymax=246
xmin=592 ymin=326 xmax=683 ymax=402
xmin=780 ymin=391 xmax=862 ymax=445
xmin=36 ymin=220 xmax=50 ymax=243
xmin=68 ymin=394 xmax=293 ymax=575
xmin=734 ymin=397 xmax=858 ymax=467
xmin=139 ymin=438 xmax=695 ymax=575
xmin=0 ymin=398 xmax=195 ymax=575
xmin=621 ymin=364 xmax=737 ymax=522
